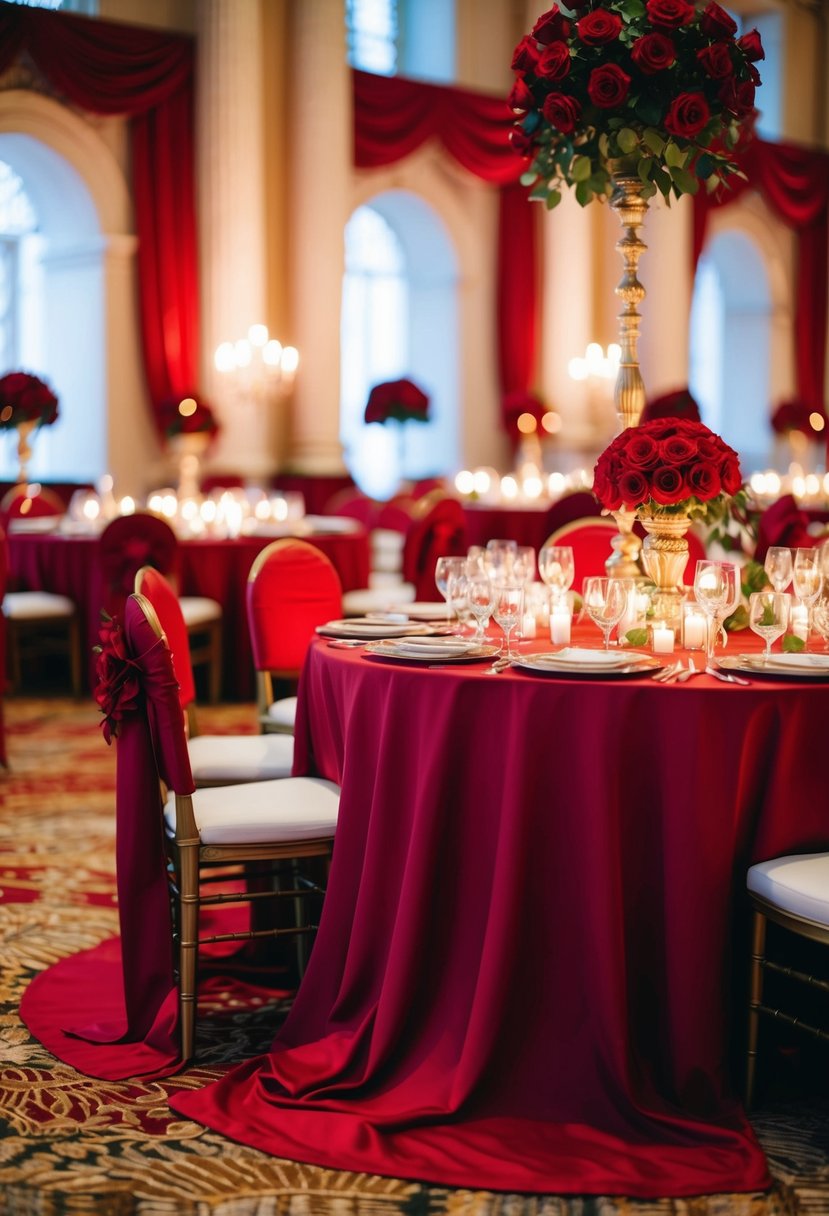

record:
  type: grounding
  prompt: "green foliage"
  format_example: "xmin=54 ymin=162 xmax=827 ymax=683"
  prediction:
xmin=782 ymin=634 xmax=806 ymax=653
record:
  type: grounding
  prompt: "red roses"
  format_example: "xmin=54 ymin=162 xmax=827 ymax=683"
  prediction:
xmin=510 ymin=2 xmax=763 ymax=210
xmin=592 ymin=418 xmax=743 ymax=519
xmin=364 ymin=378 xmax=430 ymax=425
xmin=158 ymin=395 xmax=220 ymax=441
xmin=0 ymin=371 xmax=59 ymax=429
xmin=94 ymin=614 xmax=141 ymax=744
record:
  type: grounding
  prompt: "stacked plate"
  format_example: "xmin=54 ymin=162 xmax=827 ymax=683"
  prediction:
xmin=722 ymin=653 xmax=829 ymax=680
xmin=367 ymin=602 xmax=452 ymax=623
xmin=364 ymin=636 xmax=497 ymax=663
xmin=316 ymin=618 xmax=436 ymax=640
xmin=512 ymin=647 xmax=660 ymax=678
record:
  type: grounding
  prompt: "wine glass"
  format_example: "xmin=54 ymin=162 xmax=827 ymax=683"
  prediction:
xmin=485 ymin=538 xmax=517 ymax=583
xmin=446 ymin=568 xmax=470 ymax=634
xmin=435 ymin=556 xmax=466 ymax=620
xmin=538 ymin=543 xmax=575 ymax=607
xmin=492 ymin=581 xmax=523 ymax=660
xmin=582 ymin=576 xmax=627 ymax=651
xmin=749 ymin=591 xmax=791 ymax=662
xmin=712 ymin=562 xmax=741 ymax=649
xmin=466 ymin=572 xmax=494 ymax=643
xmin=792 ymin=548 xmax=823 ymax=646
xmin=693 ymin=559 xmax=732 ymax=664
xmin=763 ymin=546 xmax=793 ymax=593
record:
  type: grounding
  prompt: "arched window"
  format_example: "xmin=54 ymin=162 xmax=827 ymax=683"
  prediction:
xmin=0 ymin=160 xmax=38 ymax=375
xmin=341 ymin=193 xmax=459 ymax=499
xmin=689 ymin=230 xmax=772 ymax=475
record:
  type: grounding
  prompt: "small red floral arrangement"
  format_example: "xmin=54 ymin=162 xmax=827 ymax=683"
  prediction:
xmin=364 ymin=378 xmax=430 ymax=425
xmin=510 ymin=1 xmax=763 ymax=208
xmin=0 ymin=371 xmax=59 ymax=429
xmin=639 ymin=387 xmax=701 ymax=423
xmin=770 ymin=399 xmax=826 ymax=440
xmin=158 ymin=394 xmax=220 ymax=441
xmin=592 ymin=417 xmax=742 ymax=522
xmin=93 ymin=613 xmax=141 ymax=745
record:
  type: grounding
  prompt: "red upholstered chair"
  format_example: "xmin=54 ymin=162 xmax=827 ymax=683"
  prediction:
xmin=401 ymin=494 xmax=469 ymax=601
xmin=546 ymin=516 xmax=706 ymax=586
xmin=116 ymin=592 xmax=339 ymax=1061
xmin=754 ymin=494 xmax=814 ymax=564
xmin=322 ymin=486 xmax=378 ymax=530
xmin=247 ymin=539 xmax=343 ymax=734
xmin=135 ymin=567 xmax=293 ymax=786
xmin=542 ymin=491 xmax=603 ymax=537
xmin=0 ymin=524 xmax=7 ymax=768
xmin=100 ymin=513 xmax=224 ymax=702
xmin=0 ymin=482 xmax=67 ymax=519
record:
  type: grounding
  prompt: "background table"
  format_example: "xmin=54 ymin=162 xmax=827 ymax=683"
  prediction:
xmin=170 ymin=626 xmax=829 ymax=1195
xmin=7 ymin=525 xmax=370 ymax=699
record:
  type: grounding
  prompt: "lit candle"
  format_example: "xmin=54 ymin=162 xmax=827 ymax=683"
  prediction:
xmin=791 ymin=604 xmax=809 ymax=641
xmin=521 ymin=612 xmax=537 ymax=639
xmin=682 ymin=610 xmax=706 ymax=650
xmin=652 ymin=623 xmax=675 ymax=654
xmin=550 ymin=606 xmax=571 ymax=645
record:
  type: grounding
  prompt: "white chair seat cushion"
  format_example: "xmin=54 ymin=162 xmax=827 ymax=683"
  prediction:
xmin=341 ymin=582 xmax=416 ymax=616
xmin=266 ymin=696 xmax=298 ymax=729
xmin=748 ymin=853 xmax=829 ymax=926
xmin=180 ymin=596 xmax=223 ymax=627
xmin=370 ymin=528 xmax=405 ymax=573
xmin=165 ymin=776 xmax=339 ymax=845
xmin=3 ymin=591 xmax=76 ymax=619
xmin=187 ymin=733 xmax=294 ymax=783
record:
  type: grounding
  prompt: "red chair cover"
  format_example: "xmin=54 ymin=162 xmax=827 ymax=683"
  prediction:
xmin=20 ymin=595 xmax=193 ymax=1078
xmin=246 ymin=539 xmax=343 ymax=674
xmin=135 ymin=567 xmax=197 ymax=710
xmin=402 ymin=497 xmax=468 ymax=600
xmin=0 ymin=522 xmax=7 ymax=768
xmin=322 ymin=487 xmax=378 ymax=529
xmin=0 ymin=483 xmax=66 ymax=518
xmin=546 ymin=518 xmax=620 ymax=585
xmin=754 ymin=494 xmax=814 ymax=563
xmin=375 ymin=492 xmax=417 ymax=533
xmin=99 ymin=513 xmax=179 ymax=618
xmin=541 ymin=491 xmax=603 ymax=538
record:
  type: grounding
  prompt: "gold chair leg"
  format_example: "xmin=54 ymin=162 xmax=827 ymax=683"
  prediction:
xmin=746 ymin=908 xmax=767 ymax=1109
xmin=178 ymin=842 xmax=201 ymax=1063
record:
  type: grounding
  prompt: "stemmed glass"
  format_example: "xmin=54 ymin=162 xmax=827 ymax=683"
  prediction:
xmin=749 ymin=591 xmax=791 ymax=662
xmin=466 ymin=571 xmax=495 ymax=644
xmin=693 ymin=560 xmax=736 ymax=664
xmin=763 ymin=546 xmax=793 ymax=593
xmin=446 ymin=568 xmax=470 ymax=634
xmin=485 ymin=539 xmax=518 ymax=583
xmin=712 ymin=562 xmax=741 ymax=649
xmin=435 ymin=556 xmax=466 ymax=622
xmin=582 ymin=576 xmax=627 ymax=651
xmin=538 ymin=543 xmax=575 ymax=608
xmin=492 ymin=582 xmax=523 ymax=660
xmin=792 ymin=547 xmax=823 ymax=625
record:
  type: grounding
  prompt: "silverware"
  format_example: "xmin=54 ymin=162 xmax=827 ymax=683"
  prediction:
xmin=484 ymin=657 xmax=512 ymax=675
xmin=705 ymin=664 xmax=751 ymax=686
xmin=651 ymin=661 xmax=684 ymax=683
xmin=675 ymin=659 xmax=702 ymax=682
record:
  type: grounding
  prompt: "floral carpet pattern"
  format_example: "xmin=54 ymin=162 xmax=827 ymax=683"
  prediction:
xmin=0 ymin=698 xmax=827 ymax=1216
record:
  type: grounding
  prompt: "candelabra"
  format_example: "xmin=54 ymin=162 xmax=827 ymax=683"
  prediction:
xmin=214 ymin=324 xmax=299 ymax=405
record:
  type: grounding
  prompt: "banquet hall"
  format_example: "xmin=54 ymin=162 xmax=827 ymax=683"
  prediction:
xmin=1 ymin=0 xmax=829 ymax=1213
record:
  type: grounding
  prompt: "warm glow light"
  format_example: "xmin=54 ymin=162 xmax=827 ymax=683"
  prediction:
xmin=501 ymin=475 xmax=518 ymax=500
xmin=271 ymin=496 xmax=289 ymax=522
xmin=82 ymin=498 xmax=100 ymax=521
xmin=248 ymin=324 xmax=269 ymax=347
xmin=200 ymin=499 xmax=217 ymax=523
xmin=214 ymin=342 xmax=236 ymax=373
xmin=281 ymin=346 xmax=300 ymax=374
xmin=541 ymin=411 xmax=562 ymax=434
xmin=805 ymin=473 xmax=820 ymax=496
xmin=263 ymin=340 xmax=283 ymax=367
xmin=523 ymin=476 xmax=543 ymax=499
xmin=548 ymin=472 xmax=566 ymax=496
xmin=234 ymin=339 xmax=252 ymax=368
xmin=766 ymin=471 xmax=781 ymax=496
xmin=455 ymin=470 xmax=475 ymax=495
xmin=472 ymin=469 xmax=492 ymax=496
xmin=148 ymin=494 xmax=163 ymax=513
xmin=180 ymin=499 xmax=199 ymax=522
xmin=791 ymin=475 xmax=806 ymax=498
xmin=0 ymin=405 xmax=11 ymax=424
xmin=178 ymin=397 xmax=197 ymax=418
xmin=254 ymin=498 xmax=272 ymax=521
xmin=810 ymin=412 xmax=825 ymax=432
xmin=749 ymin=472 xmax=766 ymax=496
xmin=517 ymin=412 xmax=538 ymax=435
xmin=161 ymin=494 xmax=178 ymax=518
xmin=119 ymin=495 xmax=135 ymax=515
xmin=568 ymin=357 xmax=587 ymax=381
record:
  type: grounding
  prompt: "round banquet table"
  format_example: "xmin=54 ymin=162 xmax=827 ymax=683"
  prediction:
xmin=170 ymin=625 xmax=829 ymax=1196
xmin=7 ymin=525 xmax=370 ymax=700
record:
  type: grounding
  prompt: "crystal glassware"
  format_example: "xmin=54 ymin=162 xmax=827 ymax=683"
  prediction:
xmin=466 ymin=572 xmax=494 ymax=643
xmin=538 ymin=543 xmax=575 ymax=607
xmin=492 ymin=581 xmax=523 ymax=660
xmin=693 ymin=559 xmax=734 ymax=664
xmin=582 ymin=576 xmax=627 ymax=651
xmin=763 ymin=546 xmax=793 ymax=593
xmin=749 ymin=590 xmax=791 ymax=661
xmin=435 ymin=556 xmax=467 ymax=620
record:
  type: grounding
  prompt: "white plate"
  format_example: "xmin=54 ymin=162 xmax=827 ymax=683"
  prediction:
xmin=316 ymin=619 xmax=434 ymax=640
xmin=513 ymin=653 xmax=661 ymax=678
xmin=304 ymin=514 xmax=362 ymax=534
xmin=378 ymin=637 xmax=479 ymax=659
xmin=529 ymin=647 xmax=641 ymax=670
xmin=721 ymin=654 xmax=829 ymax=681
xmin=367 ymin=602 xmax=450 ymax=622
xmin=8 ymin=516 xmax=62 ymax=534
xmin=763 ymin=653 xmax=829 ymax=671
xmin=364 ymin=640 xmax=499 ymax=664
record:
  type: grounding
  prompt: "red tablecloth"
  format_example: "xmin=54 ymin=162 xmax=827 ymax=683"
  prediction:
xmin=7 ymin=527 xmax=370 ymax=700
xmin=170 ymin=627 xmax=829 ymax=1196
xmin=462 ymin=503 xmax=554 ymax=550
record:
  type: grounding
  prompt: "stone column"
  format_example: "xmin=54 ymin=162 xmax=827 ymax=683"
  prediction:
xmin=283 ymin=0 xmax=349 ymax=474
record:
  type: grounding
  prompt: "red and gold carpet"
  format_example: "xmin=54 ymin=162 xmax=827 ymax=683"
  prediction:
xmin=1 ymin=698 xmax=827 ymax=1215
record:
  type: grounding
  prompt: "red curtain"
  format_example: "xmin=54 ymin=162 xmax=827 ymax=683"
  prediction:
xmin=0 ymin=6 xmax=198 ymax=438
xmin=353 ymin=70 xmax=538 ymax=433
xmin=692 ymin=139 xmax=829 ymax=432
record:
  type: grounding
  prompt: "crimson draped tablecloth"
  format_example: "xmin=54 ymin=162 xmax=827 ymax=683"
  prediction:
xmin=7 ymin=527 xmax=369 ymax=699
xmin=170 ymin=628 xmax=829 ymax=1196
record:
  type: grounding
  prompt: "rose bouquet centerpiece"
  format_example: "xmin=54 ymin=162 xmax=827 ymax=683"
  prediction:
xmin=0 ymin=370 xmax=60 ymax=481
xmin=364 ymin=378 xmax=430 ymax=425
xmin=509 ymin=1 xmax=764 ymax=210
xmin=158 ymin=395 xmax=220 ymax=500
xmin=770 ymin=399 xmax=826 ymax=443
xmin=593 ymin=417 xmax=743 ymax=617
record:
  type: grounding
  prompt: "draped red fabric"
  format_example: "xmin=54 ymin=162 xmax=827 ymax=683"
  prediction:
xmin=353 ymin=70 xmax=538 ymax=428
xmin=0 ymin=6 xmax=198 ymax=436
xmin=692 ymin=140 xmax=829 ymax=446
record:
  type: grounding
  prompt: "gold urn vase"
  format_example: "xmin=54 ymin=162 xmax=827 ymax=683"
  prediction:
xmin=15 ymin=419 xmax=37 ymax=484
xmin=639 ymin=514 xmax=691 ymax=630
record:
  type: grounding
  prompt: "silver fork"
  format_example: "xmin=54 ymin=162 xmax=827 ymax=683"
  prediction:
xmin=651 ymin=660 xmax=683 ymax=683
xmin=705 ymin=664 xmax=751 ymax=686
xmin=676 ymin=658 xmax=702 ymax=682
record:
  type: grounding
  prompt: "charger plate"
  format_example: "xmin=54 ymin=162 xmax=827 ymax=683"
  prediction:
xmin=720 ymin=654 xmax=829 ymax=681
xmin=316 ymin=619 xmax=436 ymax=640
xmin=513 ymin=652 xmax=662 ymax=678
xmin=364 ymin=640 xmax=499 ymax=664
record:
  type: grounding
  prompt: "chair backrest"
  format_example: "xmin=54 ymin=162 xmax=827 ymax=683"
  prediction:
xmin=542 ymin=491 xmax=603 ymax=537
xmin=544 ymin=517 xmax=619 ymax=584
xmin=100 ymin=512 xmax=179 ymax=618
xmin=402 ymin=495 xmax=468 ymax=600
xmin=247 ymin=538 xmax=343 ymax=675
xmin=754 ymin=494 xmax=814 ymax=564
xmin=1 ymin=483 xmax=66 ymax=518
xmin=0 ymin=522 xmax=7 ymax=767
xmin=322 ymin=486 xmax=378 ymax=529
xmin=134 ymin=566 xmax=197 ymax=713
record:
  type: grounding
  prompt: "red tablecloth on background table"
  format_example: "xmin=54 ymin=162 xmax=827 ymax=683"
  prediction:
xmin=170 ymin=626 xmax=829 ymax=1196
xmin=7 ymin=527 xmax=370 ymax=700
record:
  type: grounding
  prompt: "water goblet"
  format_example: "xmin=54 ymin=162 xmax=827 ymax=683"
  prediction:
xmin=485 ymin=539 xmax=518 ymax=583
xmin=764 ymin=546 xmax=792 ymax=593
xmin=792 ymin=548 xmax=823 ymax=646
xmin=749 ymin=591 xmax=791 ymax=662
xmin=538 ymin=543 xmax=574 ymax=608
xmin=435 ymin=556 xmax=466 ymax=621
xmin=713 ymin=562 xmax=741 ymax=648
xmin=582 ymin=576 xmax=627 ymax=651
xmin=492 ymin=581 xmax=523 ymax=660
xmin=466 ymin=572 xmax=494 ymax=644
xmin=446 ymin=569 xmax=470 ymax=634
xmin=693 ymin=559 xmax=731 ymax=664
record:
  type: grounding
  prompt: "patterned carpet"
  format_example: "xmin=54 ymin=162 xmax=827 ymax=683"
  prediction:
xmin=1 ymin=697 xmax=827 ymax=1216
